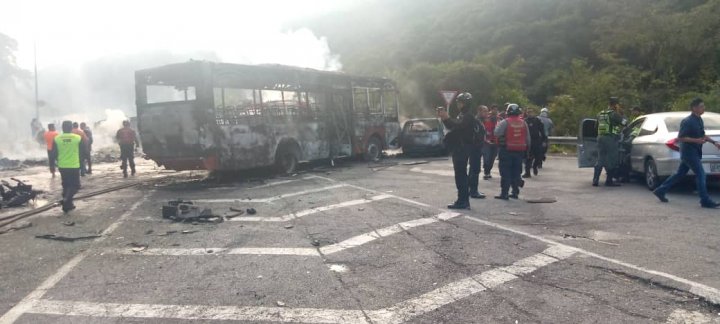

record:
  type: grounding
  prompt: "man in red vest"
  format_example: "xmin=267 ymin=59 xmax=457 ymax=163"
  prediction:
xmin=493 ymin=104 xmax=531 ymax=200
xmin=479 ymin=105 xmax=499 ymax=180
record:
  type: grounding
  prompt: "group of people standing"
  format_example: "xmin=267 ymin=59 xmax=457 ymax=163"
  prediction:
xmin=42 ymin=120 xmax=140 ymax=213
xmin=438 ymin=93 xmax=554 ymax=209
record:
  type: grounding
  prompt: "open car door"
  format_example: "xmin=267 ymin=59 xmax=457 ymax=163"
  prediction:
xmin=577 ymin=118 xmax=598 ymax=168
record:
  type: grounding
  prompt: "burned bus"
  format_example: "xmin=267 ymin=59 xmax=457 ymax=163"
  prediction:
xmin=135 ymin=61 xmax=400 ymax=173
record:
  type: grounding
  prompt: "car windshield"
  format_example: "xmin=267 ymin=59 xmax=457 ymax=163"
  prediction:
xmin=408 ymin=120 xmax=440 ymax=133
xmin=665 ymin=114 xmax=720 ymax=132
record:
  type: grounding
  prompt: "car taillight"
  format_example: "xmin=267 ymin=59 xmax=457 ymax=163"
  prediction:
xmin=666 ymin=138 xmax=680 ymax=151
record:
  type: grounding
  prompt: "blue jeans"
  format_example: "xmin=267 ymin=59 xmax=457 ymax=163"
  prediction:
xmin=468 ymin=144 xmax=482 ymax=194
xmin=499 ymin=149 xmax=524 ymax=196
xmin=482 ymin=144 xmax=498 ymax=175
xmin=655 ymin=154 xmax=713 ymax=205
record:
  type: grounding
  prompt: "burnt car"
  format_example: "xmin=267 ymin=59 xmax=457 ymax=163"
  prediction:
xmin=399 ymin=118 xmax=447 ymax=156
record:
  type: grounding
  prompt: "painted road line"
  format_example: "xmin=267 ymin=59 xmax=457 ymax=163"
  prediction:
xmin=192 ymin=184 xmax=348 ymax=203
xmin=26 ymin=246 xmax=571 ymax=324
xmin=312 ymin=174 xmax=720 ymax=306
xmin=366 ymin=245 xmax=576 ymax=324
xmin=110 ymin=248 xmax=320 ymax=256
xmin=248 ymin=175 xmax=330 ymax=190
xmin=0 ymin=194 xmax=150 ymax=324
xmin=110 ymin=212 xmax=458 ymax=257
xmin=230 ymin=194 xmax=393 ymax=222
xmin=320 ymin=212 xmax=460 ymax=255
xmin=408 ymin=166 xmax=454 ymax=177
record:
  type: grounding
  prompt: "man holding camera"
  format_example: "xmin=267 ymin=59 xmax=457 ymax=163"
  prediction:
xmin=438 ymin=92 xmax=482 ymax=209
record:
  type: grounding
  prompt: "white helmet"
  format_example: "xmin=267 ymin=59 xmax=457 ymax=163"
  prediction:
xmin=540 ymin=107 xmax=549 ymax=113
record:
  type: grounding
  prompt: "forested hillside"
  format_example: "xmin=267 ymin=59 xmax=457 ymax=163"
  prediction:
xmin=298 ymin=0 xmax=720 ymax=135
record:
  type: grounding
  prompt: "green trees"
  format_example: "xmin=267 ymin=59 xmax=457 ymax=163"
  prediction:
xmin=299 ymin=0 xmax=720 ymax=135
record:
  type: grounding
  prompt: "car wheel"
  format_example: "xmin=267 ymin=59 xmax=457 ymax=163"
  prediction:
xmin=644 ymin=159 xmax=660 ymax=190
xmin=364 ymin=136 xmax=382 ymax=161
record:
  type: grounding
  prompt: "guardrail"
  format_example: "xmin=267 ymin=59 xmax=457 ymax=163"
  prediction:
xmin=548 ymin=136 xmax=577 ymax=145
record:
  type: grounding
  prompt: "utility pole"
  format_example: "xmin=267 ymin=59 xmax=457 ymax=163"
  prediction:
xmin=34 ymin=42 xmax=39 ymax=119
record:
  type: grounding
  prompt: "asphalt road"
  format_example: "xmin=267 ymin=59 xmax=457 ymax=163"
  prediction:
xmin=1 ymin=156 xmax=719 ymax=323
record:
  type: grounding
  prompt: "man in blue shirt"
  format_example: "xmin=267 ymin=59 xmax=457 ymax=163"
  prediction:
xmin=653 ymin=98 xmax=720 ymax=208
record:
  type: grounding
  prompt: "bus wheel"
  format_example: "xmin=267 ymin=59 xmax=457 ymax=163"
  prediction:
xmin=276 ymin=146 xmax=300 ymax=175
xmin=364 ymin=136 xmax=382 ymax=162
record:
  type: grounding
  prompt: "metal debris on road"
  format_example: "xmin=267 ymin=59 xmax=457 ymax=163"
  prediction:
xmin=181 ymin=230 xmax=198 ymax=234
xmin=525 ymin=197 xmax=557 ymax=203
xmin=0 ymin=221 xmax=32 ymax=234
xmin=311 ymin=239 xmax=321 ymax=246
xmin=128 ymin=242 xmax=149 ymax=252
xmin=162 ymin=199 xmax=223 ymax=223
xmin=401 ymin=161 xmax=429 ymax=166
xmin=276 ymin=301 xmax=286 ymax=307
xmin=36 ymin=234 xmax=102 ymax=242
xmin=284 ymin=225 xmax=294 ymax=229
xmin=229 ymin=207 xmax=245 ymax=213
xmin=246 ymin=208 xmax=257 ymax=215
xmin=0 ymin=178 xmax=42 ymax=208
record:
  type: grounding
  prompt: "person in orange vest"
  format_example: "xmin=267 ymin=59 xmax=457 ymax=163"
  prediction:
xmin=43 ymin=123 xmax=59 ymax=177
xmin=493 ymin=104 xmax=531 ymax=200
xmin=116 ymin=120 xmax=140 ymax=178
xmin=71 ymin=122 xmax=89 ymax=176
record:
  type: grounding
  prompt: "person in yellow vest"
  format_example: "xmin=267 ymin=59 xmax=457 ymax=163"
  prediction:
xmin=52 ymin=120 xmax=86 ymax=213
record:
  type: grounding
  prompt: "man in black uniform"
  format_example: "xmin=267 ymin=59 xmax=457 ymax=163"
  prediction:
xmin=523 ymin=107 xmax=547 ymax=178
xmin=438 ymin=92 xmax=479 ymax=209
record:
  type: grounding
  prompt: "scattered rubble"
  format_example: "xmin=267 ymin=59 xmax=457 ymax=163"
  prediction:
xmin=35 ymin=234 xmax=102 ymax=242
xmin=162 ymin=199 xmax=223 ymax=223
xmin=0 ymin=178 xmax=42 ymax=208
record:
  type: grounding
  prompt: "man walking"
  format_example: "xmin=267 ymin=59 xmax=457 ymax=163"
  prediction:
xmin=116 ymin=120 xmax=139 ymax=178
xmin=480 ymin=105 xmax=499 ymax=180
xmin=52 ymin=121 xmax=85 ymax=213
xmin=653 ymin=98 xmax=720 ymax=208
xmin=80 ymin=122 xmax=94 ymax=174
xmin=43 ymin=124 xmax=59 ymax=177
xmin=72 ymin=122 xmax=89 ymax=176
xmin=438 ymin=92 xmax=478 ymax=209
xmin=593 ymin=97 xmax=626 ymax=187
xmin=538 ymin=107 xmax=554 ymax=167
xmin=494 ymin=104 xmax=530 ymax=200
xmin=523 ymin=107 xmax=546 ymax=178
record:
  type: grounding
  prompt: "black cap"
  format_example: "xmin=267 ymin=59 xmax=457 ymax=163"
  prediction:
xmin=609 ymin=97 xmax=620 ymax=105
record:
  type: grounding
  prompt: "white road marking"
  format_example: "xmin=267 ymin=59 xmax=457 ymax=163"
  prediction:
xmin=230 ymin=194 xmax=392 ymax=222
xmin=108 ymin=212 xmax=459 ymax=257
xmin=191 ymin=184 xmax=348 ymax=203
xmin=665 ymin=309 xmax=719 ymax=324
xmin=0 ymin=194 xmax=150 ymax=324
xmin=249 ymin=175 xmax=327 ymax=190
xmin=26 ymin=246 xmax=572 ymax=324
xmin=320 ymin=212 xmax=460 ymax=255
xmin=408 ymin=167 xmax=454 ymax=177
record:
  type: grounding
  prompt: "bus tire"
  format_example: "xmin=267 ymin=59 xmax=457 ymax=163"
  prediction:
xmin=364 ymin=136 xmax=383 ymax=162
xmin=275 ymin=144 xmax=300 ymax=175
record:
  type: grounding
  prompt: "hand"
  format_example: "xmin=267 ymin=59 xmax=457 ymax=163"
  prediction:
xmin=437 ymin=110 xmax=449 ymax=120
xmin=714 ymin=142 xmax=720 ymax=150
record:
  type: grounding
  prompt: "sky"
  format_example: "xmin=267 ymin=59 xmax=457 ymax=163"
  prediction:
xmin=0 ymin=0 xmax=365 ymax=159
xmin=0 ymin=0 xmax=361 ymax=70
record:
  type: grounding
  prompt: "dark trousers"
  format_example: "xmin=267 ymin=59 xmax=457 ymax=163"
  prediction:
xmin=120 ymin=144 xmax=136 ymax=173
xmin=47 ymin=150 xmax=56 ymax=174
xmin=84 ymin=146 xmax=92 ymax=173
xmin=525 ymin=145 xmax=543 ymax=174
xmin=655 ymin=153 xmax=712 ymax=205
xmin=452 ymin=145 xmax=472 ymax=204
xmin=482 ymin=144 xmax=498 ymax=175
xmin=468 ymin=144 xmax=483 ymax=194
xmin=59 ymin=168 xmax=80 ymax=210
xmin=499 ymin=149 xmax=524 ymax=196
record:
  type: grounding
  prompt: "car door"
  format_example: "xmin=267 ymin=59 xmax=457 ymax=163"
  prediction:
xmin=577 ymin=118 xmax=598 ymax=167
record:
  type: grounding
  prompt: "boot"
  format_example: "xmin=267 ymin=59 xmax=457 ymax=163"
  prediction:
xmin=592 ymin=166 xmax=602 ymax=186
xmin=605 ymin=169 xmax=621 ymax=187
xmin=522 ymin=166 xmax=531 ymax=178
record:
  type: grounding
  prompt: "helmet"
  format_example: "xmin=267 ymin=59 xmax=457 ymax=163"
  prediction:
xmin=506 ymin=103 xmax=521 ymax=116
xmin=609 ymin=97 xmax=620 ymax=105
xmin=456 ymin=92 xmax=473 ymax=104
xmin=540 ymin=107 xmax=549 ymax=114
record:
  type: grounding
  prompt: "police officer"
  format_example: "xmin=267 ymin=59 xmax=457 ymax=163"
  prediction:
xmin=438 ymin=92 xmax=479 ymax=209
xmin=593 ymin=97 xmax=626 ymax=187
xmin=494 ymin=104 xmax=530 ymax=200
xmin=52 ymin=120 xmax=86 ymax=213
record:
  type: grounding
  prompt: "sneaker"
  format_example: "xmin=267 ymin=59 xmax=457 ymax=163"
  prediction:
xmin=447 ymin=201 xmax=471 ymax=210
xmin=509 ymin=194 xmax=519 ymax=199
xmin=701 ymin=201 xmax=720 ymax=208
xmin=522 ymin=173 xmax=531 ymax=179
xmin=131 ymin=170 xmax=136 ymax=176
xmin=533 ymin=167 xmax=538 ymax=176
xmin=494 ymin=195 xmax=509 ymax=200
xmin=652 ymin=190 xmax=668 ymax=203
xmin=470 ymin=192 xmax=486 ymax=199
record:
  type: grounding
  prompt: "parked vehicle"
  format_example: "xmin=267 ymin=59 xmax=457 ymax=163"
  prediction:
xmin=399 ymin=118 xmax=446 ymax=156
xmin=578 ymin=111 xmax=720 ymax=189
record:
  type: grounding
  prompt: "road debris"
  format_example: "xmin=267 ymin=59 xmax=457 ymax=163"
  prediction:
xmin=401 ymin=161 xmax=429 ymax=166
xmin=36 ymin=234 xmax=102 ymax=242
xmin=229 ymin=207 xmax=245 ymax=213
xmin=246 ymin=208 xmax=257 ymax=215
xmin=157 ymin=230 xmax=177 ymax=236
xmin=276 ymin=301 xmax=286 ymax=307
xmin=284 ymin=225 xmax=294 ymax=229
xmin=181 ymin=230 xmax=198 ymax=234
xmin=0 ymin=178 xmax=42 ymax=208
xmin=525 ymin=197 xmax=557 ymax=203
xmin=162 ymin=199 xmax=223 ymax=223
xmin=128 ymin=242 xmax=148 ymax=252
xmin=0 ymin=221 xmax=32 ymax=234
xmin=62 ymin=221 xmax=75 ymax=227
xmin=561 ymin=233 xmax=619 ymax=246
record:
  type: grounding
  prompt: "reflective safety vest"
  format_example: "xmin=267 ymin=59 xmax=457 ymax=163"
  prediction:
xmin=54 ymin=133 xmax=82 ymax=169
xmin=597 ymin=110 xmax=618 ymax=136
xmin=504 ymin=116 xmax=528 ymax=152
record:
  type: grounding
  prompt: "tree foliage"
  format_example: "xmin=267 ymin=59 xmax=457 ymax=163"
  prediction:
xmin=297 ymin=0 xmax=720 ymax=134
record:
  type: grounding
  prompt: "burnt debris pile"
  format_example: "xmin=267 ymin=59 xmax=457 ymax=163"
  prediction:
xmin=0 ymin=178 xmax=42 ymax=208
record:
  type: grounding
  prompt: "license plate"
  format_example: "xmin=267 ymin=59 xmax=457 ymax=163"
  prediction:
xmin=710 ymin=163 xmax=720 ymax=173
